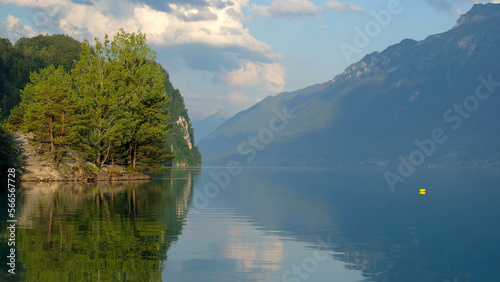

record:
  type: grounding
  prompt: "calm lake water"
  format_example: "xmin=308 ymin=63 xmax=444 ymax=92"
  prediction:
xmin=1 ymin=168 xmax=500 ymax=282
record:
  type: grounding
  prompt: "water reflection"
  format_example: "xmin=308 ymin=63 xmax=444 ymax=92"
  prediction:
xmin=206 ymin=168 xmax=500 ymax=282
xmin=161 ymin=168 xmax=366 ymax=282
xmin=1 ymin=168 xmax=499 ymax=281
xmin=0 ymin=169 xmax=199 ymax=282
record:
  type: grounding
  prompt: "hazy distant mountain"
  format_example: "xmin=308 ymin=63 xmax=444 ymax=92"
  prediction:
xmin=192 ymin=111 xmax=232 ymax=144
xmin=199 ymin=3 xmax=500 ymax=167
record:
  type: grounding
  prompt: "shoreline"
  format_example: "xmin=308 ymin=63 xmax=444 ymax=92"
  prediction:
xmin=14 ymin=132 xmax=152 ymax=183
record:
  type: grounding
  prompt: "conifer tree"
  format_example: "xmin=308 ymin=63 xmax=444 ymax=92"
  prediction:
xmin=21 ymin=65 xmax=80 ymax=165
xmin=108 ymin=29 xmax=174 ymax=171
xmin=72 ymin=38 xmax=129 ymax=167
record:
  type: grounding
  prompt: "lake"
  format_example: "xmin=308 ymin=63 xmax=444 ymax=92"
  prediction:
xmin=1 ymin=168 xmax=500 ymax=282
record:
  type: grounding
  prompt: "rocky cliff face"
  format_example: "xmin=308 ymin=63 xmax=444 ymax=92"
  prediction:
xmin=176 ymin=116 xmax=193 ymax=150
xmin=162 ymin=69 xmax=202 ymax=166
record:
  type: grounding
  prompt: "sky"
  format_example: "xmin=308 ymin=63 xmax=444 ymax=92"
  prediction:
xmin=1 ymin=0 xmax=499 ymax=121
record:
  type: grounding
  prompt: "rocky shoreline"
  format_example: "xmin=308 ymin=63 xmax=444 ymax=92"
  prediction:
xmin=14 ymin=132 xmax=151 ymax=182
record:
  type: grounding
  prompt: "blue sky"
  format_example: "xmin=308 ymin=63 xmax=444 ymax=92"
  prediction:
xmin=0 ymin=0 xmax=498 ymax=120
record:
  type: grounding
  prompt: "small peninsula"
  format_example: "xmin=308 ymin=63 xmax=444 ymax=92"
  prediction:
xmin=0 ymin=30 xmax=201 ymax=181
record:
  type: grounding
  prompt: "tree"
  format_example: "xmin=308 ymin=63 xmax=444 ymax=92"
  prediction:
xmin=4 ymin=31 xmax=178 ymax=172
xmin=0 ymin=108 xmax=21 ymax=173
xmin=21 ymin=65 xmax=80 ymax=165
xmin=72 ymin=38 xmax=130 ymax=167
xmin=1 ymin=35 xmax=81 ymax=120
xmin=108 ymin=29 xmax=173 ymax=171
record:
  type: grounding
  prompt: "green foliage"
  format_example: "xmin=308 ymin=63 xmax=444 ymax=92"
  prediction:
xmin=0 ymin=109 xmax=21 ymax=173
xmin=72 ymin=38 xmax=130 ymax=167
xmin=21 ymin=65 xmax=82 ymax=166
xmin=2 ymin=31 xmax=200 ymax=172
xmin=72 ymin=30 xmax=175 ymax=171
xmin=0 ymin=35 xmax=81 ymax=120
xmin=108 ymin=30 xmax=175 ymax=171
xmin=162 ymin=70 xmax=202 ymax=166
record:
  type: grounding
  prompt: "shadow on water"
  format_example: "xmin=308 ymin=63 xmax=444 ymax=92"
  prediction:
xmin=0 ymin=168 xmax=200 ymax=282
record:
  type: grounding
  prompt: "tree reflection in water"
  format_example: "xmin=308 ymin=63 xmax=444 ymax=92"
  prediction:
xmin=12 ymin=169 xmax=198 ymax=282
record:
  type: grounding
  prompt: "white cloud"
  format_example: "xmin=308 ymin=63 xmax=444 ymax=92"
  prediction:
xmin=219 ymin=90 xmax=261 ymax=105
xmin=324 ymin=1 xmax=365 ymax=12
xmin=1 ymin=0 xmax=63 ymax=7
xmin=0 ymin=0 xmax=278 ymax=60
xmin=0 ymin=15 xmax=39 ymax=42
xmin=251 ymin=0 xmax=323 ymax=18
xmin=225 ymin=61 xmax=286 ymax=93
xmin=2 ymin=0 xmax=288 ymax=119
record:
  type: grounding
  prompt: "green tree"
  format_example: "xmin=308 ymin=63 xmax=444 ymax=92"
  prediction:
xmin=108 ymin=29 xmax=173 ymax=171
xmin=72 ymin=30 xmax=174 ymax=171
xmin=72 ymin=38 xmax=129 ymax=167
xmin=1 ymin=35 xmax=81 ymax=120
xmin=0 ymin=108 xmax=21 ymax=174
xmin=21 ymin=65 xmax=80 ymax=165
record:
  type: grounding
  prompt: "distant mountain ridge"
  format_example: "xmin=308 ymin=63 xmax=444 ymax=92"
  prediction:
xmin=192 ymin=111 xmax=232 ymax=144
xmin=199 ymin=3 xmax=500 ymax=167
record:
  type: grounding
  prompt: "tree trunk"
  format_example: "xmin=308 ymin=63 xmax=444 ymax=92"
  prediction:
xmin=128 ymin=142 xmax=132 ymax=167
xmin=49 ymin=115 xmax=54 ymax=152
xmin=60 ymin=110 xmax=65 ymax=138
xmin=102 ymin=143 xmax=111 ymax=166
xmin=133 ymin=139 xmax=138 ymax=169
xmin=97 ymin=152 xmax=101 ymax=167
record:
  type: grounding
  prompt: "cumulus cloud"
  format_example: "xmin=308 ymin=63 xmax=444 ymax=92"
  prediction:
xmin=0 ymin=0 xmax=288 ymax=96
xmin=251 ymin=0 xmax=323 ymax=18
xmin=2 ymin=0 xmax=287 ymax=117
xmin=0 ymin=0 xmax=278 ymax=61
xmin=0 ymin=15 xmax=39 ymax=42
xmin=225 ymin=61 xmax=286 ymax=93
xmin=324 ymin=1 xmax=365 ymax=12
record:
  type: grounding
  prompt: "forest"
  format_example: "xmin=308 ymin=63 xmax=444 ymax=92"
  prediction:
xmin=0 ymin=30 xmax=201 ymax=174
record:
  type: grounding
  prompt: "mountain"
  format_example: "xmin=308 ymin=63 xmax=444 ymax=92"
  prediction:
xmin=192 ymin=111 xmax=232 ymax=144
xmin=199 ymin=3 xmax=500 ymax=167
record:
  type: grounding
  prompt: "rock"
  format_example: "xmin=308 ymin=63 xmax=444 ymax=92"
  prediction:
xmin=14 ymin=132 xmax=151 ymax=183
